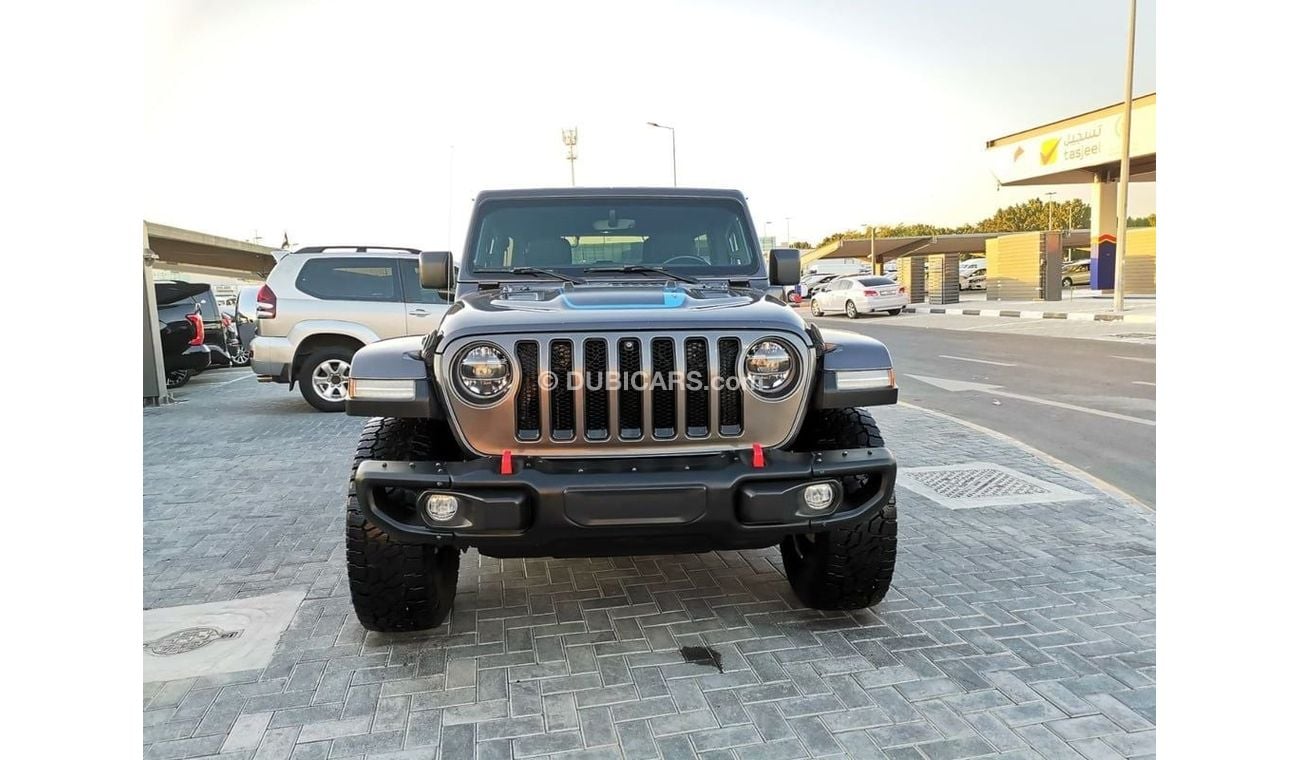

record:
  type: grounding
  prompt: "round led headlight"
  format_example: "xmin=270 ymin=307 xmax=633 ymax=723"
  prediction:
xmin=454 ymin=342 xmax=512 ymax=402
xmin=743 ymin=338 xmax=798 ymax=397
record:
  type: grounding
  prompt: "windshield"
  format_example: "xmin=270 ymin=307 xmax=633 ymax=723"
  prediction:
xmin=467 ymin=199 xmax=760 ymax=278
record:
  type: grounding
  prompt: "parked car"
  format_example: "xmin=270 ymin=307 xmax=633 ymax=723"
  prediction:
xmin=960 ymin=262 xmax=987 ymax=290
xmin=154 ymin=282 xmax=214 ymax=388
xmin=809 ymin=275 xmax=907 ymax=318
xmin=339 ymin=187 xmax=900 ymax=631
xmin=156 ymin=281 xmax=234 ymax=370
xmin=220 ymin=307 xmax=250 ymax=366
xmin=158 ymin=280 xmax=237 ymax=379
xmin=783 ymin=273 xmax=837 ymax=303
xmin=1062 ymin=259 xmax=1091 ymax=289
xmin=250 ymin=246 xmax=453 ymax=411
xmin=235 ymin=285 xmax=260 ymax=355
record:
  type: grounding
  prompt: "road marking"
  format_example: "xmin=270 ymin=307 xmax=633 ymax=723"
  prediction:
xmin=1111 ymin=355 xmax=1156 ymax=364
xmin=939 ymin=355 xmax=1017 ymax=367
xmin=1132 ymin=381 xmax=1156 ymax=387
xmin=215 ymin=373 xmax=255 ymax=386
xmin=907 ymin=374 xmax=1157 ymax=427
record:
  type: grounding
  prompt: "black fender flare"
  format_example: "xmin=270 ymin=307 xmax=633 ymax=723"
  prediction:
xmin=345 ymin=336 xmax=443 ymax=419
xmin=812 ymin=328 xmax=898 ymax=408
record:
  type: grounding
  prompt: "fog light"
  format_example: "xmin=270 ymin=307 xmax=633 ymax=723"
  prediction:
xmin=803 ymin=483 xmax=835 ymax=511
xmin=423 ymin=494 xmax=460 ymax=522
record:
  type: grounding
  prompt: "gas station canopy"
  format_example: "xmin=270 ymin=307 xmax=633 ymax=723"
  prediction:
xmin=986 ymin=93 xmax=1155 ymax=186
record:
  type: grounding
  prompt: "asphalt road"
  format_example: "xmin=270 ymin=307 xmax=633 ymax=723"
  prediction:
xmin=813 ymin=314 xmax=1157 ymax=507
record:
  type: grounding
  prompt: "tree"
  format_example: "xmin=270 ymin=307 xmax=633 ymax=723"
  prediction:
xmin=817 ymin=198 xmax=1102 ymax=246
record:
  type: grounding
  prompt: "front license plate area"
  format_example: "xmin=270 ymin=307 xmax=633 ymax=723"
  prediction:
xmin=563 ymin=485 xmax=707 ymax=527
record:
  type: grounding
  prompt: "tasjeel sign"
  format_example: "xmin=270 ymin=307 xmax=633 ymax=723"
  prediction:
xmin=989 ymin=98 xmax=1155 ymax=184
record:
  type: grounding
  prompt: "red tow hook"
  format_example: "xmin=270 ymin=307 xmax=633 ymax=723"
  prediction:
xmin=751 ymin=443 xmax=765 ymax=469
xmin=500 ymin=449 xmax=513 ymax=475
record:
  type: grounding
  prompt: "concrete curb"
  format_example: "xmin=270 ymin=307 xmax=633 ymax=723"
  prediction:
xmin=903 ymin=304 xmax=1156 ymax=324
xmin=896 ymin=400 xmax=1156 ymax=518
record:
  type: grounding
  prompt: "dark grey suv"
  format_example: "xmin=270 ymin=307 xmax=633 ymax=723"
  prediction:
xmin=340 ymin=188 xmax=901 ymax=631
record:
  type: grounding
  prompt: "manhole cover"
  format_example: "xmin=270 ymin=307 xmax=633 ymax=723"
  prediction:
xmin=897 ymin=462 xmax=1087 ymax=509
xmin=144 ymin=626 xmax=242 ymax=656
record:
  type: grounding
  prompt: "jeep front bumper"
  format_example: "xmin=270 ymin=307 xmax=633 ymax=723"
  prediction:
xmin=353 ymin=446 xmax=896 ymax=558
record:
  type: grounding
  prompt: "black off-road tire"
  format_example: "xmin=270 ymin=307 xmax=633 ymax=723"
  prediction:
xmin=346 ymin=417 xmax=460 ymax=632
xmin=781 ymin=408 xmax=897 ymax=610
xmin=298 ymin=345 xmax=356 ymax=412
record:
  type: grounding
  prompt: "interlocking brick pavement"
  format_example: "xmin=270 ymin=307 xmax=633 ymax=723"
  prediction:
xmin=144 ymin=369 xmax=1155 ymax=759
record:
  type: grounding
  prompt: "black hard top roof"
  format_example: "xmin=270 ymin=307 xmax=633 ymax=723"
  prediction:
xmin=473 ymin=187 xmax=746 ymax=202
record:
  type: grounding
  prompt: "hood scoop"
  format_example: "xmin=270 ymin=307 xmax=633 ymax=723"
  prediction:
xmin=482 ymin=283 xmax=757 ymax=312
xmin=559 ymin=288 xmax=688 ymax=310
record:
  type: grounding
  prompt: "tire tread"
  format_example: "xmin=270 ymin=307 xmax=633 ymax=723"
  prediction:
xmin=783 ymin=408 xmax=898 ymax=610
xmin=346 ymin=417 xmax=459 ymax=632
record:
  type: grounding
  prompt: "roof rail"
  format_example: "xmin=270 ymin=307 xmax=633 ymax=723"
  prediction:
xmin=292 ymin=245 xmax=422 ymax=255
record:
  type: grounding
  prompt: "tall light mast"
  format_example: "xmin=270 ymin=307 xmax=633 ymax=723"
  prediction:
xmin=561 ymin=128 xmax=578 ymax=186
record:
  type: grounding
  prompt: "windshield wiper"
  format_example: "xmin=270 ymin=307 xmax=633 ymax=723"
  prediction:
xmin=582 ymin=264 xmax=699 ymax=284
xmin=475 ymin=266 xmax=585 ymax=284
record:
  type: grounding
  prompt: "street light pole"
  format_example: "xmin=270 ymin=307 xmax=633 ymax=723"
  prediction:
xmin=1113 ymin=0 xmax=1137 ymax=312
xmin=646 ymin=122 xmax=677 ymax=186
xmin=1045 ymin=191 xmax=1057 ymax=232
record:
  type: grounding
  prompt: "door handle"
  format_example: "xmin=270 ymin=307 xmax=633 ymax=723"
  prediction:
xmin=408 ymin=309 xmax=430 ymax=317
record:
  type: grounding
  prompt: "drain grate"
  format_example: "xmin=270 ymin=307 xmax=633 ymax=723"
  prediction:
xmin=897 ymin=462 xmax=1087 ymax=509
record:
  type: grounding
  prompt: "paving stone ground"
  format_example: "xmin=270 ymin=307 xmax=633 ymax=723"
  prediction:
xmin=144 ymin=369 xmax=1155 ymax=760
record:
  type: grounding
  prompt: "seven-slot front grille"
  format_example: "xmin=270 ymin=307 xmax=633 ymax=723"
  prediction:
xmin=510 ymin=335 xmax=746 ymax=445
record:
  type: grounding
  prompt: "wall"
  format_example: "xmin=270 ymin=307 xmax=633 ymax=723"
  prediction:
xmin=1123 ymin=227 xmax=1156 ymax=295
xmin=898 ymin=256 xmax=926 ymax=303
xmin=987 ymin=232 xmax=1043 ymax=301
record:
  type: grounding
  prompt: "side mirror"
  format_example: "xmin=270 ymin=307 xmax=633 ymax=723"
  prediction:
xmin=768 ymin=248 xmax=801 ymax=287
xmin=420 ymin=251 xmax=453 ymax=290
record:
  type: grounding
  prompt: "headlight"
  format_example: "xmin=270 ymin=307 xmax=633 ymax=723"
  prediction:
xmin=744 ymin=338 xmax=798 ymax=397
xmin=454 ymin=343 xmax=512 ymax=402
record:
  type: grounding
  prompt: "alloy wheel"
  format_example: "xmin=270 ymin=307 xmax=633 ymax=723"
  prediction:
xmin=311 ymin=358 xmax=351 ymax=402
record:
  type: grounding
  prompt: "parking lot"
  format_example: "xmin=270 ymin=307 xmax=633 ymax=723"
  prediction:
xmin=144 ymin=369 xmax=1155 ymax=760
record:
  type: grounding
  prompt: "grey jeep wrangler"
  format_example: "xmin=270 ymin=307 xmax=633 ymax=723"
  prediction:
xmin=343 ymin=188 xmax=900 ymax=631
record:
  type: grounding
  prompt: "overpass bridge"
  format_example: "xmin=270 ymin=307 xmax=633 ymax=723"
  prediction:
xmin=143 ymin=222 xmax=279 ymax=404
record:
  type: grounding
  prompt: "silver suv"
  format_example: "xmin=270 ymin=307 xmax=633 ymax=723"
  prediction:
xmin=250 ymin=246 xmax=452 ymax=411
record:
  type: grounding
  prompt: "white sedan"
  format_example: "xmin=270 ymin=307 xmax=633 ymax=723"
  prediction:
xmin=809 ymin=276 xmax=908 ymax=318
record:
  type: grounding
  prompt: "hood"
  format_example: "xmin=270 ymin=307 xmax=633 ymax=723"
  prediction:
xmin=436 ymin=282 xmax=810 ymax=345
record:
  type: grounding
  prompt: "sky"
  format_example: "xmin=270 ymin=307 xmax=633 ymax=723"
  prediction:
xmin=144 ymin=0 xmax=1156 ymax=250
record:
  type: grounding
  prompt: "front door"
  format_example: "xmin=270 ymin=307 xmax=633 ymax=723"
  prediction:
xmin=397 ymin=258 xmax=452 ymax=334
